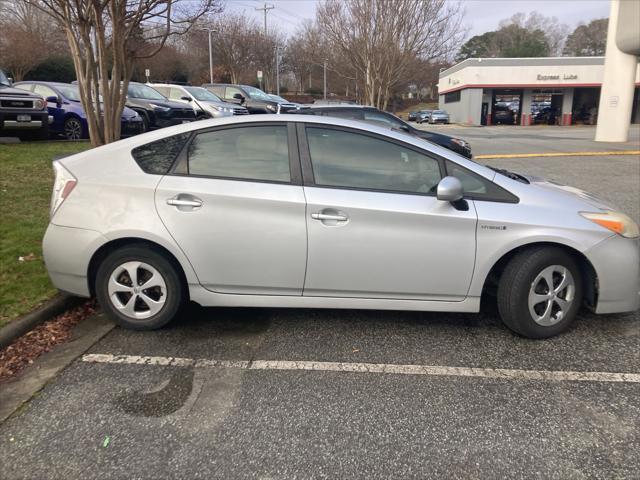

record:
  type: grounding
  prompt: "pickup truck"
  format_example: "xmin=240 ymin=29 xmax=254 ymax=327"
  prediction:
xmin=0 ymin=69 xmax=51 ymax=139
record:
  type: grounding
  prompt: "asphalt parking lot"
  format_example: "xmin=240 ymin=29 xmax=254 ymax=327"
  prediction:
xmin=1 ymin=126 xmax=639 ymax=479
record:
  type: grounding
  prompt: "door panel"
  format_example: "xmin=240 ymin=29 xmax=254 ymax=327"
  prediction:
xmin=156 ymin=176 xmax=307 ymax=295
xmin=303 ymin=187 xmax=477 ymax=300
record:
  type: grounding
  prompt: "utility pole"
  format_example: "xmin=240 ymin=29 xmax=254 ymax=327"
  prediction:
xmin=323 ymin=60 xmax=327 ymax=100
xmin=255 ymin=2 xmax=274 ymax=35
xmin=201 ymin=28 xmax=218 ymax=84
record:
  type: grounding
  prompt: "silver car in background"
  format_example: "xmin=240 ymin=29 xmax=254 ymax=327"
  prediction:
xmin=428 ymin=110 xmax=450 ymax=124
xmin=150 ymin=84 xmax=248 ymax=119
xmin=43 ymin=115 xmax=639 ymax=339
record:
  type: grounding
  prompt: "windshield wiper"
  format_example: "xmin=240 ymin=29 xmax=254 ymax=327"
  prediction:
xmin=487 ymin=166 xmax=530 ymax=184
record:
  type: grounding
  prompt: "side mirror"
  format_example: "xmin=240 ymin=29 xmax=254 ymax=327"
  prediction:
xmin=7 ymin=77 xmax=13 ymax=85
xmin=232 ymin=93 xmax=245 ymax=103
xmin=46 ymin=95 xmax=60 ymax=106
xmin=437 ymin=176 xmax=464 ymax=202
xmin=180 ymin=96 xmax=192 ymax=102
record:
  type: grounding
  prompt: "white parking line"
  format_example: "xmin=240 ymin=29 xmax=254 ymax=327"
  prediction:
xmin=81 ymin=354 xmax=640 ymax=384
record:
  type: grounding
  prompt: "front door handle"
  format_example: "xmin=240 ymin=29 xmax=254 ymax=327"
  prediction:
xmin=311 ymin=212 xmax=348 ymax=222
xmin=167 ymin=196 xmax=203 ymax=208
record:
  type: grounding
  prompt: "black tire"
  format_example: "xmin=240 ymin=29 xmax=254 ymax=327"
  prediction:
xmin=95 ymin=245 xmax=185 ymax=330
xmin=63 ymin=116 xmax=84 ymax=140
xmin=497 ymin=246 xmax=583 ymax=339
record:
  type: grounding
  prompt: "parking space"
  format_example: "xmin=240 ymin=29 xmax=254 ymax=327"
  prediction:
xmin=1 ymin=133 xmax=639 ymax=479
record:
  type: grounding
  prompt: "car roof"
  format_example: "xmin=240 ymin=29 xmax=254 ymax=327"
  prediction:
xmin=306 ymin=104 xmax=374 ymax=110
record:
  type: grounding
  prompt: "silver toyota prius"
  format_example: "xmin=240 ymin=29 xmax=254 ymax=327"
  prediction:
xmin=43 ymin=115 xmax=640 ymax=338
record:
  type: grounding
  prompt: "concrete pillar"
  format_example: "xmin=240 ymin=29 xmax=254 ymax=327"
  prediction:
xmin=595 ymin=0 xmax=638 ymax=142
xmin=561 ymin=89 xmax=574 ymax=126
xmin=520 ymin=90 xmax=532 ymax=126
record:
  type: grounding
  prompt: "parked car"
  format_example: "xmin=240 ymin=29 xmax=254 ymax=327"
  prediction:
xmin=416 ymin=110 xmax=432 ymax=124
xmin=493 ymin=103 xmax=515 ymax=125
xmin=125 ymin=82 xmax=196 ymax=130
xmin=295 ymin=105 xmax=472 ymax=158
xmin=42 ymin=115 xmax=639 ymax=339
xmin=14 ymin=81 xmax=143 ymax=140
xmin=268 ymin=94 xmax=307 ymax=112
xmin=202 ymin=83 xmax=297 ymax=114
xmin=533 ymin=106 xmax=559 ymax=125
xmin=150 ymin=84 xmax=248 ymax=119
xmin=425 ymin=110 xmax=450 ymax=124
xmin=0 ymin=69 xmax=51 ymax=140
xmin=407 ymin=111 xmax=419 ymax=121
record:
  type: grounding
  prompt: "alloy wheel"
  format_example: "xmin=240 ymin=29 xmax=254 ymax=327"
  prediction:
xmin=108 ymin=261 xmax=167 ymax=319
xmin=64 ymin=118 xmax=83 ymax=140
xmin=528 ymin=265 xmax=575 ymax=326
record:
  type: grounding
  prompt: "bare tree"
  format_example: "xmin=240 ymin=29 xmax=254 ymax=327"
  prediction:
xmin=501 ymin=12 xmax=568 ymax=56
xmin=0 ymin=0 xmax=68 ymax=80
xmin=25 ymin=0 xmax=221 ymax=146
xmin=316 ymin=0 xmax=465 ymax=109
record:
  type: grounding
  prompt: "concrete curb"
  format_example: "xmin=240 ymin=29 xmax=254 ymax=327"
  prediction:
xmin=0 ymin=294 xmax=84 ymax=350
xmin=0 ymin=313 xmax=115 ymax=424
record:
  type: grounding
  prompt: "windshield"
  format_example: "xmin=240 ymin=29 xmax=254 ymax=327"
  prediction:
xmin=56 ymin=85 xmax=82 ymax=101
xmin=432 ymin=110 xmax=447 ymax=114
xmin=185 ymin=86 xmax=222 ymax=102
xmin=127 ymin=83 xmax=166 ymax=100
xmin=242 ymin=85 xmax=271 ymax=100
xmin=0 ymin=70 xmax=10 ymax=86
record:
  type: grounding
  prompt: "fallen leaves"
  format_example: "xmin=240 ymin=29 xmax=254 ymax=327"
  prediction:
xmin=0 ymin=300 xmax=97 ymax=382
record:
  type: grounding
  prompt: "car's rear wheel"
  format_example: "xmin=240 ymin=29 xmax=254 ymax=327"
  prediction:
xmin=497 ymin=246 xmax=583 ymax=339
xmin=95 ymin=245 xmax=185 ymax=330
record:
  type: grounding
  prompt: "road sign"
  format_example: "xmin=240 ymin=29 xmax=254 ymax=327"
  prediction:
xmin=145 ymin=69 xmax=150 ymax=77
xmin=257 ymin=70 xmax=263 ymax=80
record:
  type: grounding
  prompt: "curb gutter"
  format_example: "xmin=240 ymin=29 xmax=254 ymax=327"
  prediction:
xmin=0 ymin=313 xmax=115 ymax=423
xmin=0 ymin=294 xmax=84 ymax=350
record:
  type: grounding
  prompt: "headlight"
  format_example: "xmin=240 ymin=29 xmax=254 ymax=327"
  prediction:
xmin=213 ymin=106 xmax=232 ymax=113
xmin=451 ymin=138 xmax=469 ymax=149
xmin=34 ymin=98 xmax=46 ymax=110
xmin=266 ymin=104 xmax=277 ymax=111
xmin=580 ymin=211 xmax=640 ymax=238
xmin=150 ymin=104 xmax=170 ymax=112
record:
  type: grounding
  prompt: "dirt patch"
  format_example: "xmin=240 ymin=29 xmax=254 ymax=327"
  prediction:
xmin=0 ymin=300 xmax=97 ymax=382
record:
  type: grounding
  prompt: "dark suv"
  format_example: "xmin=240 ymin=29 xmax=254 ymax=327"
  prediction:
xmin=296 ymin=105 xmax=472 ymax=158
xmin=0 ymin=69 xmax=51 ymax=139
xmin=202 ymin=84 xmax=299 ymax=114
xmin=126 ymin=82 xmax=196 ymax=130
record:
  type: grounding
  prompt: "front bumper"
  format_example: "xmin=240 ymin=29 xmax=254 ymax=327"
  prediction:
xmin=43 ymin=224 xmax=107 ymax=297
xmin=0 ymin=109 xmax=49 ymax=130
xmin=121 ymin=118 xmax=143 ymax=137
xmin=586 ymin=235 xmax=640 ymax=314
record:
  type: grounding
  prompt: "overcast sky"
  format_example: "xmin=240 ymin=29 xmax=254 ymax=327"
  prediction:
xmin=225 ymin=0 xmax=611 ymax=37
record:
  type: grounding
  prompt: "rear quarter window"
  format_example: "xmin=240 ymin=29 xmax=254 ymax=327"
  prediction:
xmin=131 ymin=133 xmax=190 ymax=175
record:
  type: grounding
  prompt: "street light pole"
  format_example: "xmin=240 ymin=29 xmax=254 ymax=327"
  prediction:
xmin=323 ymin=60 xmax=327 ymax=100
xmin=275 ymin=46 xmax=281 ymax=96
xmin=201 ymin=28 xmax=218 ymax=84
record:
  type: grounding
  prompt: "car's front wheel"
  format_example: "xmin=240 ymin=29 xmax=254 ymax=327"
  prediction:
xmin=497 ymin=246 xmax=583 ymax=339
xmin=95 ymin=245 xmax=185 ymax=330
xmin=64 ymin=117 xmax=84 ymax=140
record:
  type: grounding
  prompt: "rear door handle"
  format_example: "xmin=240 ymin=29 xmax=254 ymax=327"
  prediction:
xmin=311 ymin=213 xmax=348 ymax=221
xmin=167 ymin=197 xmax=203 ymax=208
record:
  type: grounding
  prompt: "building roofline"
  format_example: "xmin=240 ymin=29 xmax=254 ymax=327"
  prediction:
xmin=440 ymin=57 xmax=606 ymax=78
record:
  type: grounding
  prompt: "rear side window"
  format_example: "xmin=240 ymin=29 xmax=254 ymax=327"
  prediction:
xmin=187 ymin=125 xmax=290 ymax=183
xmin=131 ymin=133 xmax=190 ymax=174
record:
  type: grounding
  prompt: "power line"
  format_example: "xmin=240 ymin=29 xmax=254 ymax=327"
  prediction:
xmin=254 ymin=2 xmax=274 ymax=35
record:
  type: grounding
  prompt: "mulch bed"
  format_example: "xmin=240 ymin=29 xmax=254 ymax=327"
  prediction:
xmin=0 ymin=300 xmax=97 ymax=383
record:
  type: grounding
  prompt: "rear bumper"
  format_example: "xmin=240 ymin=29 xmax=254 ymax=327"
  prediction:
xmin=586 ymin=235 xmax=640 ymax=314
xmin=43 ymin=224 xmax=107 ymax=297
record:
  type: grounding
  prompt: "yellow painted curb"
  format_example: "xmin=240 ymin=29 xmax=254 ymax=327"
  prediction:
xmin=476 ymin=151 xmax=640 ymax=160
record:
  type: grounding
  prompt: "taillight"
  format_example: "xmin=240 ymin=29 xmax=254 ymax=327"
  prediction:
xmin=50 ymin=161 xmax=77 ymax=218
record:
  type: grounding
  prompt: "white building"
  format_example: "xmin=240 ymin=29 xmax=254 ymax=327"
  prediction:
xmin=437 ymin=57 xmax=640 ymax=126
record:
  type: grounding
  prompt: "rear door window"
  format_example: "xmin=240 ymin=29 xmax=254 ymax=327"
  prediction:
xmin=187 ymin=125 xmax=290 ymax=183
